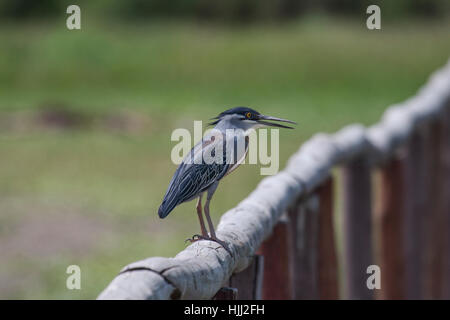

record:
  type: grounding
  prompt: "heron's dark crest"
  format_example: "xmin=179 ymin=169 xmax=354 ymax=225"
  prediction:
xmin=208 ymin=106 xmax=260 ymax=126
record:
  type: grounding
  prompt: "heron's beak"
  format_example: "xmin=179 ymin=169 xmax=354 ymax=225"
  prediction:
xmin=256 ymin=114 xmax=297 ymax=129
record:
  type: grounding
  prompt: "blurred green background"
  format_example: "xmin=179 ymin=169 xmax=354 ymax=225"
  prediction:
xmin=0 ymin=0 xmax=449 ymax=299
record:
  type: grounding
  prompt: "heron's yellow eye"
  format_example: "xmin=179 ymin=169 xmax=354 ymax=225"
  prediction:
xmin=246 ymin=112 xmax=252 ymax=119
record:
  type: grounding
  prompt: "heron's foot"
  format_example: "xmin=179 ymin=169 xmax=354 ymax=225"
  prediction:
xmin=209 ymin=236 xmax=232 ymax=256
xmin=184 ymin=234 xmax=233 ymax=256
xmin=184 ymin=234 xmax=205 ymax=243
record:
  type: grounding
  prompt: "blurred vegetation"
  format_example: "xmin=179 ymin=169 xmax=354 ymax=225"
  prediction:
xmin=0 ymin=1 xmax=449 ymax=299
xmin=1 ymin=0 xmax=449 ymax=22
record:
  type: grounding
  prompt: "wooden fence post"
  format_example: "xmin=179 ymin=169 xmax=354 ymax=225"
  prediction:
xmin=342 ymin=156 xmax=374 ymax=300
xmin=215 ymin=255 xmax=264 ymax=300
xmin=317 ymin=177 xmax=339 ymax=300
xmin=213 ymin=287 xmax=238 ymax=300
xmin=417 ymin=120 xmax=447 ymax=300
xmin=375 ymin=153 xmax=407 ymax=299
xmin=440 ymin=107 xmax=450 ymax=299
xmin=426 ymin=118 xmax=447 ymax=299
xmin=259 ymin=216 xmax=294 ymax=300
xmin=288 ymin=197 xmax=319 ymax=299
xmin=403 ymin=125 xmax=428 ymax=299
xmin=229 ymin=255 xmax=264 ymax=300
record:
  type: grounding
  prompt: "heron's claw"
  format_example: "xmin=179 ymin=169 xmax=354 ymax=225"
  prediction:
xmin=209 ymin=237 xmax=233 ymax=257
xmin=185 ymin=234 xmax=233 ymax=256
xmin=184 ymin=234 xmax=203 ymax=243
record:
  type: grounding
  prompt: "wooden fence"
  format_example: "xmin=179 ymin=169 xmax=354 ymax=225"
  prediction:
xmin=98 ymin=60 xmax=450 ymax=300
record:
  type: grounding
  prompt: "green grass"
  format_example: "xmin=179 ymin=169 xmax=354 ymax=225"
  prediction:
xmin=0 ymin=16 xmax=449 ymax=299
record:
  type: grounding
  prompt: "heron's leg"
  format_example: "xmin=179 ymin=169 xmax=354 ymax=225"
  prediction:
xmin=187 ymin=182 xmax=232 ymax=255
xmin=203 ymin=199 xmax=232 ymax=255
xmin=204 ymin=198 xmax=216 ymax=239
xmin=204 ymin=181 xmax=219 ymax=239
xmin=196 ymin=194 xmax=208 ymax=237
xmin=186 ymin=195 xmax=208 ymax=243
xmin=204 ymin=182 xmax=232 ymax=252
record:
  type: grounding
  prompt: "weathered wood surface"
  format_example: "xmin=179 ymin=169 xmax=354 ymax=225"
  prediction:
xmin=316 ymin=177 xmax=339 ymax=300
xmin=212 ymin=287 xmax=238 ymax=300
xmin=375 ymin=153 xmax=407 ymax=299
xmin=259 ymin=216 xmax=294 ymax=300
xmin=441 ymin=107 xmax=450 ymax=299
xmin=229 ymin=255 xmax=264 ymax=300
xmin=288 ymin=180 xmax=339 ymax=300
xmin=289 ymin=196 xmax=320 ymax=299
xmin=98 ymin=60 xmax=450 ymax=300
xmin=424 ymin=120 xmax=444 ymax=299
xmin=403 ymin=125 xmax=428 ymax=299
xmin=342 ymin=156 xmax=373 ymax=300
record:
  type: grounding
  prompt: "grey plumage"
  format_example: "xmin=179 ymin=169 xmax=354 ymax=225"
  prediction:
xmin=158 ymin=146 xmax=230 ymax=218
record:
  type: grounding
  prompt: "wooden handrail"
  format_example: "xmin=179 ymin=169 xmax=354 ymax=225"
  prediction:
xmin=98 ymin=59 xmax=450 ymax=300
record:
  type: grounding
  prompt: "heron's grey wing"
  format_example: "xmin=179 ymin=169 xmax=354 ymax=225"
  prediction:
xmin=160 ymin=137 xmax=207 ymax=202
xmin=158 ymin=135 xmax=229 ymax=218
xmin=158 ymin=162 xmax=229 ymax=218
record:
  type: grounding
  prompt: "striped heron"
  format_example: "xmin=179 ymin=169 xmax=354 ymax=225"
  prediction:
xmin=158 ymin=107 xmax=296 ymax=251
